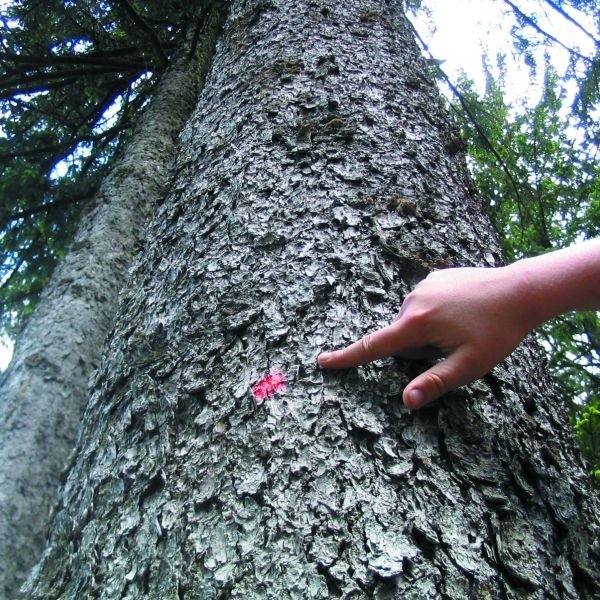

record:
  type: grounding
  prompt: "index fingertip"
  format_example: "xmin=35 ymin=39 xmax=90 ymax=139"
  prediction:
xmin=317 ymin=352 xmax=333 ymax=367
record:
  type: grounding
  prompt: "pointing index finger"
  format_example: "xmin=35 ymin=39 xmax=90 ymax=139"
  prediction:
xmin=318 ymin=321 xmax=413 ymax=369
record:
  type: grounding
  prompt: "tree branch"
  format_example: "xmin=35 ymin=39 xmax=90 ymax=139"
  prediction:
xmin=542 ymin=0 xmax=599 ymax=47
xmin=0 ymin=67 xmax=150 ymax=100
xmin=111 ymin=0 xmax=169 ymax=69
xmin=1 ymin=199 xmax=75 ymax=228
xmin=502 ymin=0 xmax=594 ymax=64
xmin=0 ymin=173 xmax=101 ymax=228
xmin=0 ymin=50 xmax=149 ymax=70
xmin=188 ymin=4 xmax=213 ymax=59
xmin=0 ymin=64 xmax=147 ymax=90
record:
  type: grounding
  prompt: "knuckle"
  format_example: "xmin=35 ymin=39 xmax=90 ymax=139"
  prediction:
xmin=425 ymin=370 xmax=448 ymax=396
xmin=403 ymin=306 xmax=433 ymax=329
xmin=360 ymin=333 xmax=374 ymax=355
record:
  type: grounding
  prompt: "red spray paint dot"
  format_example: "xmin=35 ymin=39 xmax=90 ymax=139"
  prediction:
xmin=251 ymin=371 xmax=287 ymax=404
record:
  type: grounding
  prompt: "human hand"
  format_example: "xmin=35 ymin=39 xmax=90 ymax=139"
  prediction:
xmin=317 ymin=266 xmax=535 ymax=410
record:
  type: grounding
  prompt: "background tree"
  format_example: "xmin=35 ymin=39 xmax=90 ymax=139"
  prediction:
xmin=23 ymin=1 xmax=600 ymax=598
xmin=0 ymin=0 xmax=218 ymax=332
xmin=0 ymin=2 xmax=226 ymax=597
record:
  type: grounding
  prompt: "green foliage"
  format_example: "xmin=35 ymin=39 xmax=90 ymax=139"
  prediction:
xmin=574 ymin=398 xmax=600 ymax=487
xmin=0 ymin=0 xmax=204 ymax=334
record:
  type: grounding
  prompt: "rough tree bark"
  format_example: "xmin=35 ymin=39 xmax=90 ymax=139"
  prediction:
xmin=0 ymin=7 xmax=225 ymax=598
xmin=23 ymin=1 xmax=600 ymax=598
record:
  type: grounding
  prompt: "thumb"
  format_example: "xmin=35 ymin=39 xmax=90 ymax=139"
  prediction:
xmin=402 ymin=348 xmax=479 ymax=410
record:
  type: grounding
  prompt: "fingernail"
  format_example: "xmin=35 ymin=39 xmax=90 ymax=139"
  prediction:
xmin=317 ymin=353 xmax=332 ymax=367
xmin=405 ymin=388 xmax=425 ymax=410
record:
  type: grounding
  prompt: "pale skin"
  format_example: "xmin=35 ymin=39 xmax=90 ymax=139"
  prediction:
xmin=317 ymin=239 xmax=600 ymax=410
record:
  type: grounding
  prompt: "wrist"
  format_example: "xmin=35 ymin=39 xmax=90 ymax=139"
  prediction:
xmin=502 ymin=260 xmax=552 ymax=332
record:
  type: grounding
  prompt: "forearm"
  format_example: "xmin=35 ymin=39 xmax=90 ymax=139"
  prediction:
xmin=507 ymin=239 xmax=600 ymax=329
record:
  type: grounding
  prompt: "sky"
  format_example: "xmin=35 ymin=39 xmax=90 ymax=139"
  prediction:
xmin=413 ymin=0 xmax=513 ymax=91
xmin=0 ymin=0 xmax=597 ymax=372
xmin=411 ymin=0 xmax=596 ymax=106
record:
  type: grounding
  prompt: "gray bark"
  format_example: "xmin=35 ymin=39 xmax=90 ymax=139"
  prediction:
xmin=24 ymin=1 xmax=600 ymax=598
xmin=0 ymin=8 xmax=225 ymax=598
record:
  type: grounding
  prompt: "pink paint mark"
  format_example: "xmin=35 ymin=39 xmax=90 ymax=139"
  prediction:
xmin=251 ymin=371 xmax=287 ymax=404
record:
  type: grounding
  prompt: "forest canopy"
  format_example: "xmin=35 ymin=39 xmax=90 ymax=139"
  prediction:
xmin=0 ymin=0 xmax=211 ymax=333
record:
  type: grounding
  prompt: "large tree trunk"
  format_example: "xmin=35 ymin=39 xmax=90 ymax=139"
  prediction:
xmin=23 ymin=1 xmax=600 ymax=598
xmin=0 ymin=8 xmax=225 ymax=597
